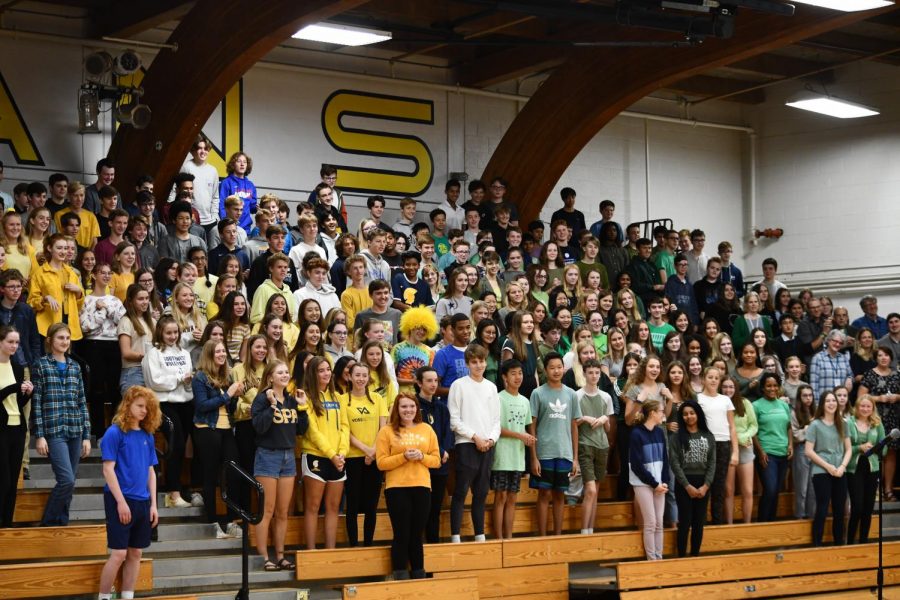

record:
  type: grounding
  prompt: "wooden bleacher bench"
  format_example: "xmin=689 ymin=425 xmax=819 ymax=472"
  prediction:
xmin=0 ymin=558 xmax=152 ymax=599
xmin=12 ymin=490 xmax=49 ymax=523
xmin=341 ymin=575 xmax=479 ymax=600
xmin=616 ymin=541 xmax=900 ymax=600
xmin=501 ymin=517 xmax=873 ymax=568
xmin=252 ymin=492 xmax=796 ymax=547
xmin=0 ymin=524 xmax=107 ymax=561
xmin=433 ymin=563 xmax=568 ymax=599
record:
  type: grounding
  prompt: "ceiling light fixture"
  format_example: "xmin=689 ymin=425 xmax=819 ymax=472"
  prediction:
xmin=785 ymin=92 xmax=879 ymax=118
xmin=293 ymin=23 xmax=392 ymax=46
xmin=789 ymin=0 xmax=893 ymax=12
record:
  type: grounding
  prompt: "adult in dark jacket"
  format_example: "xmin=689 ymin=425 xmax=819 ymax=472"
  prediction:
xmin=0 ymin=269 xmax=40 ymax=368
xmin=625 ymin=238 xmax=662 ymax=308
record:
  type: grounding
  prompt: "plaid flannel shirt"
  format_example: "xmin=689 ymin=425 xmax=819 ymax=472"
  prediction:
xmin=32 ymin=355 xmax=90 ymax=440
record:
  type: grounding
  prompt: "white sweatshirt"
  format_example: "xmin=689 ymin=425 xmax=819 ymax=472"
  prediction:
xmin=448 ymin=375 xmax=501 ymax=445
xmin=142 ymin=345 xmax=193 ymax=403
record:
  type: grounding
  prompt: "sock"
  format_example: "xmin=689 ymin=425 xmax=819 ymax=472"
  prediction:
xmin=580 ymin=528 xmax=591 ymax=535
xmin=474 ymin=534 xmax=486 ymax=542
xmin=450 ymin=534 xmax=461 ymax=543
xmin=588 ymin=528 xmax=594 ymax=534
xmin=98 ymin=594 xmax=112 ymax=600
xmin=121 ymin=593 xmax=134 ymax=599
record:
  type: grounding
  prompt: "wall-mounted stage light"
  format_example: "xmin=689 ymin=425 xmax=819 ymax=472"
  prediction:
xmin=78 ymin=86 xmax=100 ymax=134
xmin=786 ymin=91 xmax=879 ymax=118
xmin=116 ymin=102 xmax=152 ymax=129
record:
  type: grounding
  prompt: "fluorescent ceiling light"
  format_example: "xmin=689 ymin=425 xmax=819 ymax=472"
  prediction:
xmin=790 ymin=0 xmax=893 ymax=11
xmin=786 ymin=93 xmax=879 ymax=118
xmin=293 ymin=23 xmax=391 ymax=46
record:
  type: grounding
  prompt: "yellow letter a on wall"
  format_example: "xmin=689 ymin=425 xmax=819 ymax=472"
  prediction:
xmin=0 ymin=71 xmax=44 ymax=165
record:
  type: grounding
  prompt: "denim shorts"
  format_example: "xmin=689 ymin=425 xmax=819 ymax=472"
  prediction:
xmin=254 ymin=447 xmax=297 ymax=479
xmin=119 ymin=367 xmax=145 ymax=396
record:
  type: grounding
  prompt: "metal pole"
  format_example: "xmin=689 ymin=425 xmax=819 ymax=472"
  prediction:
xmin=879 ymin=459 xmax=884 ymax=600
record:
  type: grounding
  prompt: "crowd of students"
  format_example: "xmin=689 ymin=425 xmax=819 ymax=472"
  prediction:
xmin=0 ymin=140 xmax=897 ymax=587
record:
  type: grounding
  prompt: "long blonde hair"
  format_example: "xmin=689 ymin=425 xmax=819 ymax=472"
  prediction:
xmin=170 ymin=282 xmax=206 ymax=335
xmin=196 ymin=340 xmax=231 ymax=389
xmin=615 ymin=288 xmax=643 ymax=323
xmin=1 ymin=212 xmax=28 ymax=255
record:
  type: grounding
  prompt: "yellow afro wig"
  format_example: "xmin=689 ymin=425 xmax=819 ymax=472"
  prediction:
xmin=399 ymin=305 xmax=439 ymax=339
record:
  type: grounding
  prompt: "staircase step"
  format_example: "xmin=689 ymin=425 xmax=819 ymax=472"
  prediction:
xmin=147 ymin=536 xmax=244 ymax=554
xmin=156 ymin=522 xmax=223 ymax=541
xmin=23 ymin=477 xmax=106 ymax=489
xmin=154 ymin=554 xmax=277 ymax=578
xmin=27 ymin=448 xmax=102 ymax=460
xmin=28 ymin=462 xmax=104 ymax=480
xmin=197 ymin=590 xmax=312 ymax=600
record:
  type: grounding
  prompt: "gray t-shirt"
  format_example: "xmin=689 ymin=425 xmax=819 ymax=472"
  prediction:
xmin=530 ymin=384 xmax=582 ymax=461
xmin=577 ymin=389 xmax=614 ymax=450
xmin=354 ymin=307 xmax=402 ymax=345
xmin=806 ymin=419 xmax=848 ymax=476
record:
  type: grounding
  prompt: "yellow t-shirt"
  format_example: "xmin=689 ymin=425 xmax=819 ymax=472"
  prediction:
xmin=5 ymin=245 xmax=36 ymax=279
xmin=109 ymin=271 xmax=135 ymax=302
xmin=369 ymin=371 xmax=398 ymax=413
xmin=55 ymin=208 xmax=100 ymax=250
xmin=193 ymin=275 xmax=219 ymax=309
xmin=0 ymin=361 xmax=18 ymax=426
xmin=341 ymin=390 xmax=388 ymax=458
xmin=340 ymin=286 xmax=372 ymax=336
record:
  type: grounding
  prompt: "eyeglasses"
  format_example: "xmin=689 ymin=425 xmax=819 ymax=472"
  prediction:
xmin=333 ymin=330 xmax=348 ymax=336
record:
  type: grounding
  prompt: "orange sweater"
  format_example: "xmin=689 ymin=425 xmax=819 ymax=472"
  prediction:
xmin=375 ymin=422 xmax=440 ymax=489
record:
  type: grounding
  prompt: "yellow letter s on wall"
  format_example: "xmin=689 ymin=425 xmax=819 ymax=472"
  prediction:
xmin=321 ymin=90 xmax=434 ymax=197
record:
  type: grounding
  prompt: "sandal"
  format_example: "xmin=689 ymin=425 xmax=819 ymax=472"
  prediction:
xmin=277 ymin=557 xmax=296 ymax=570
xmin=263 ymin=559 xmax=280 ymax=572
xmin=885 ymin=489 xmax=897 ymax=502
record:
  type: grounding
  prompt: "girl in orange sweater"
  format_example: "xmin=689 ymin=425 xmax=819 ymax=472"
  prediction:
xmin=375 ymin=394 xmax=440 ymax=580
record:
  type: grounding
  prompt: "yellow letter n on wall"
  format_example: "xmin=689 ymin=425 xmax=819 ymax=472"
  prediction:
xmin=0 ymin=72 xmax=44 ymax=165
xmin=321 ymin=90 xmax=434 ymax=197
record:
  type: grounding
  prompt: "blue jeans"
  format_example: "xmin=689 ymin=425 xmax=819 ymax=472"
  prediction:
xmin=41 ymin=437 xmax=83 ymax=526
xmin=757 ymin=453 xmax=788 ymax=522
xmin=119 ymin=366 xmax=145 ymax=396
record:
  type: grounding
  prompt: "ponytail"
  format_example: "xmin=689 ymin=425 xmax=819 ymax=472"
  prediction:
xmin=633 ymin=399 xmax=662 ymax=425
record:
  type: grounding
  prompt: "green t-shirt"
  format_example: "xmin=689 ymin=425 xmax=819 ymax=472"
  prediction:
xmin=592 ymin=333 xmax=608 ymax=357
xmin=653 ymin=250 xmax=675 ymax=278
xmin=648 ymin=322 xmax=675 ymax=353
xmin=433 ymin=234 xmax=450 ymax=258
xmin=577 ymin=389 xmax=614 ymax=450
xmin=530 ymin=384 xmax=582 ymax=461
xmin=806 ymin=419 xmax=848 ymax=476
xmin=752 ymin=398 xmax=792 ymax=457
xmin=493 ymin=390 xmax=532 ymax=472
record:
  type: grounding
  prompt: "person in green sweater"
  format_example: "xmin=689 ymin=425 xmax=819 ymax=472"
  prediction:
xmin=669 ymin=400 xmax=716 ymax=557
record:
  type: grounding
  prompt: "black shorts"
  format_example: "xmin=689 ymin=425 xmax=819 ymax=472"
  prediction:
xmin=529 ymin=458 xmax=573 ymax=492
xmin=301 ymin=453 xmax=347 ymax=483
xmin=104 ymin=490 xmax=152 ymax=550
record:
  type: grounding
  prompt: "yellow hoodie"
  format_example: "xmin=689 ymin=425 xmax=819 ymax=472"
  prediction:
xmin=301 ymin=390 xmax=350 ymax=459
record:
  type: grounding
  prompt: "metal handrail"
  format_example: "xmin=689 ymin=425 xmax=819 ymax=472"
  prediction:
xmin=221 ymin=460 xmax=264 ymax=525
xmin=629 ymin=217 xmax=674 ymax=240
xmin=221 ymin=461 xmax=264 ymax=600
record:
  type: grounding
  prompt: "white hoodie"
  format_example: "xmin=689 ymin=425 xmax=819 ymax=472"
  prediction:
xmin=293 ymin=280 xmax=341 ymax=316
xmin=142 ymin=344 xmax=194 ymax=404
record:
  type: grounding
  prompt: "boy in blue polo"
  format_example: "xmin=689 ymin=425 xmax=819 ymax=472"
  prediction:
xmin=98 ymin=387 xmax=160 ymax=600
xmin=529 ymin=352 xmax=581 ymax=536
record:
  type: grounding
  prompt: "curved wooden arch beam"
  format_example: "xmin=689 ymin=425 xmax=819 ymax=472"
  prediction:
xmin=481 ymin=6 xmax=893 ymax=226
xmin=108 ymin=0 xmax=368 ymax=199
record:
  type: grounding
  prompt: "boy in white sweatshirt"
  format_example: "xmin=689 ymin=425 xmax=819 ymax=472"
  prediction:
xmin=448 ymin=344 xmax=501 ymax=543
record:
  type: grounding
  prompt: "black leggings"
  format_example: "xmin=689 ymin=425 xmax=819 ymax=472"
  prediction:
xmin=0 ymin=424 xmax=25 ymax=527
xmin=385 ymin=486 xmax=430 ymax=573
xmin=160 ymin=402 xmax=195 ymax=495
xmin=344 ymin=457 xmax=383 ymax=547
xmin=193 ymin=427 xmax=239 ymax=528
xmin=617 ymin=422 xmax=632 ymax=500
xmin=812 ymin=472 xmax=848 ymax=546
xmin=234 ymin=420 xmax=257 ymax=510
xmin=848 ymin=456 xmax=878 ymax=544
xmin=674 ymin=473 xmax=709 ymax=557
xmin=709 ymin=441 xmax=730 ymax=525
xmin=81 ymin=339 xmax=121 ymax=437
xmin=426 ymin=471 xmax=449 ymax=543
xmin=450 ymin=443 xmax=493 ymax=536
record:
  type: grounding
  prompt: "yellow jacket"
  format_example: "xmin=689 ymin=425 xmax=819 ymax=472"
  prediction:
xmin=28 ymin=262 xmax=84 ymax=339
xmin=300 ymin=390 xmax=349 ymax=459
xmin=232 ymin=362 xmax=264 ymax=423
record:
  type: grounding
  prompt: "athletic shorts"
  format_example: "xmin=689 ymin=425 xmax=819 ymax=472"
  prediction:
xmin=578 ymin=445 xmax=609 ymax=483
xmin=254 ymin=447 xmax=297 ymax=478
xmin=104 ymin=490 xmax=152 ymax=550
xmin=529 ymin=458 xmax=573 ymax=491
xmin=301 ymin=452 xmax=347 ymax=483
xmin=490 ymin=470 xmax=523 ymax=492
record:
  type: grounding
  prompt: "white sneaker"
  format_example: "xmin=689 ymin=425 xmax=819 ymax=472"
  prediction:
xmin=164 ymin=493 xmax=191 ymax=509
xmin=225 ymin=522 xmax=243 ymax=538
xmin=213 ymin=523 xmax=228 ymax=539
xmin=190 ymin=492 xmax=205 ymax=507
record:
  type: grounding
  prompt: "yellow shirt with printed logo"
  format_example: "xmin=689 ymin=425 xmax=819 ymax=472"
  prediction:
xmin=341 ymin=390 xmax=388 ymax=458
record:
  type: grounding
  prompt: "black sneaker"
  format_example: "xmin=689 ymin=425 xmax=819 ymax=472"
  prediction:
xmin=22 ymin=468 xmax=29 ymax=481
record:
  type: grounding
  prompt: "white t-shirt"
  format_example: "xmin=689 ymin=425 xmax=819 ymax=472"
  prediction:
xmin=697 ymin=392 xmax=734 ymax=442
